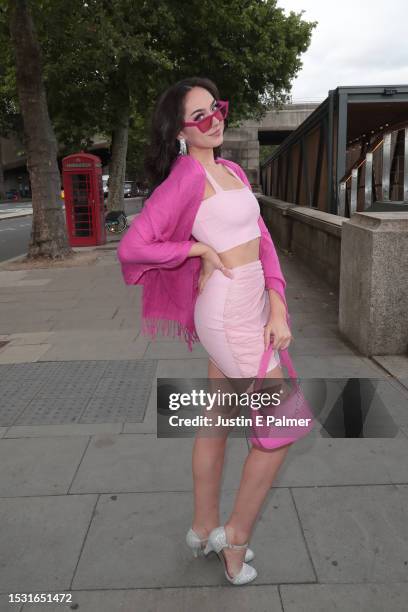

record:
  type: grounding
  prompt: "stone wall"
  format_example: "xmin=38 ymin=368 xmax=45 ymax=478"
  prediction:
xmin=257 ymin=196 xmax=408 ymax=356
xmin=258 ymin=195 xmax=345 ymax=292
xmin=339 ymin=212 xmax=408 ymax=356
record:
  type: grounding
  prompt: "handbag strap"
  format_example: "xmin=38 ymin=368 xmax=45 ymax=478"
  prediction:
xmin=254 ymin=343 xmax=298 ymax=391
xmin=256 ymin=343 xmax=274 ymax=379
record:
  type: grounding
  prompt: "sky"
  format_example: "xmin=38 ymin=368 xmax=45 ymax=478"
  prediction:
xmin=277 ymin=0 xmax=408 ymax=102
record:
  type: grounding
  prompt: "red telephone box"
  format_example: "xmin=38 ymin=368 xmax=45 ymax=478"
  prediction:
xmin=62 ymin=152 xmax=106 ymax=246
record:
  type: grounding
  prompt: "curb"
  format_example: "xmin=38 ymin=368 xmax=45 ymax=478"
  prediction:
xmin=0 ymin=252 xmax=29 ymax=265
xmin=0 ymin=212 xmax=33 ymax=221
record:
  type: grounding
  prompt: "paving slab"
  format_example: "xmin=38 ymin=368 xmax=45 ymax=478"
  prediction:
xmin=72 ymin=488 xmax=315 ymax=590
xmin=0 ymin=435 xmax=88 ymax=496
xmin=307 ymin=377 xmax=407 ymax=436
xmin=275 ymin=438 xmax=408 ymax=487
xmin=0 ymin=306 xmax=64 ymax=318
xmin=4 ymin=422 xmax=123 ymax=438
xmin=364 ymin=378 xmax=408 ymax=427
xmin=0 ymin=344 xmax=52 ymax=364
xmin=292 ymin=484 xmax=408 ymax=583
xmin=0 ymin=321 xmax=55 ymax=335
xmin=292 ymin=355 xmax=390 ymax=378
xmin=0 ymin=594 xmax=22 ymax=612
xmin=70 ymin=433 xmax=249 ymax=494
xmin=372 ymin=355 xmax=408 ymax=386
xmin=280 ymin=583 xmax=408 ymax=612
xmin=2 ymin=332 xmax=55 ymax=345
xmin=289 ymin=323 xmax=342 ymax=338
xmin=48 ymin=305 xmax=119 ymax=321
xmin=0 ymin=270 xmax=33 ymax=285
xmin=76 ymin=284 xmax=140 ymax=301
xmin=289 ymin=336 xmax=358 ymax=356
xmin=49 ymin=318 xmax=125 ymax=332
xmin=38 ymin=332 xmax=148 ymax=361
xmin=288 ymin=311 xmax=339 ymax=326
xmin=0 ymin=294 xmax=18 ymax=302
xmin=0 ymin=290 xmax=80 ymax=302
xmin=0 ymin=494 xmax=97 ymax=592
xmin=6 ymin=280 xmax=92 ymax=292
xmin=144 ymin=339 xmax=208 ymax=359
xmin=122 ymin=383 xmax=157 ymax=434
xmin=288 ymin=299 xmax=338 ymax=314
xmin=9 ymin=279 xmax=51 ymax=287
xmin=156 ymin=358 xmax=211 ymax=378
xmin=22 ymin=585 xmax=283 ymax=612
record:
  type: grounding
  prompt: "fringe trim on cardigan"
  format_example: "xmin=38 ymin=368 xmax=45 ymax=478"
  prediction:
xmin=141 ymin=317 xmax=200 ymax=352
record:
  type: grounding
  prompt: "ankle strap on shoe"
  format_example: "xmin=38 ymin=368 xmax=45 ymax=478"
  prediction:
xmin=226 ymin=542 xmax=248 ymax=549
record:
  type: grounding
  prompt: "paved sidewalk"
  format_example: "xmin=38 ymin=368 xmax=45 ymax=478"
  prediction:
xmin=0 ymin=232 xmax=407 ymax=612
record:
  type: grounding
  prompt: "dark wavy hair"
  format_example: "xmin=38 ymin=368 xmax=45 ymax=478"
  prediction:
xmin=144 ymin=77 xmax=225 ymax=191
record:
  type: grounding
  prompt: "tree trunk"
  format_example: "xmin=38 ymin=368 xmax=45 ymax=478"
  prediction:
xmin=107 ymin=107 xmax=129 ymax=212
xmin=8 ymin=0 xmax=73 ymax=259
xmin=107 ymin=59 xmax=130 ymax=213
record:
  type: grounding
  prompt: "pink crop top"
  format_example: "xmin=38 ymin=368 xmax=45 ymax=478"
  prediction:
xmin=191 ymin=165 xmax=261 ymax=253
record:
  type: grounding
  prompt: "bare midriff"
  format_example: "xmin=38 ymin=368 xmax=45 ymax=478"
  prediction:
xmin=218 ymin=237 xmax=260 ymax=269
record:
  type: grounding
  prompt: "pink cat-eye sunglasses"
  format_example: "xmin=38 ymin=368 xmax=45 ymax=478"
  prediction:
xmin=182 ymin=100 xmax=229 ymax=133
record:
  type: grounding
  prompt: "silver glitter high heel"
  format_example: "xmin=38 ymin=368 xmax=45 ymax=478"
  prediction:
xmin=186 ymin=528 xmax=208 ymax=558
xmin=203 ymin=526 xmax=257 ymax=585
xmin=186 ymin=527 xmax=255 ymax=562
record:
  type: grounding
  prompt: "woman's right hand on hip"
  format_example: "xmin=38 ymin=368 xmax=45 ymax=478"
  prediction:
xmin=199 ymin=247 xmax=234 ymax=293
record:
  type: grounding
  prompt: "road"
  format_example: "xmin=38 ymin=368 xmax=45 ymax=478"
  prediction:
xmin=0 ymin=202 xmax=33 ymax=263
xmin=0 ymin=198 xmax=143 ymax=263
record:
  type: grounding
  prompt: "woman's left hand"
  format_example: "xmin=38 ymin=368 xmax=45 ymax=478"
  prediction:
xmin=264 ymin=315 xmax=294 ymax=351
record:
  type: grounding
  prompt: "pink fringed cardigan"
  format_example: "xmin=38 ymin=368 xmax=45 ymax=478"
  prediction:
xmin=117 ymin=154 xmax=297 ymax=378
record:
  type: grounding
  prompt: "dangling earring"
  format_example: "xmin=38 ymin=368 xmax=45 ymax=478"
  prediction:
xmin=178 ymin=137 xmax=187 ymax=155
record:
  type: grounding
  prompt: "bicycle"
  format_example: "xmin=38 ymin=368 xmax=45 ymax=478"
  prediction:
xmin=104 ymin=208 xmax=128 ymax=234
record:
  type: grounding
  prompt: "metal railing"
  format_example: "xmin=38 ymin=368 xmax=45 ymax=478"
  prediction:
xmin=338 ymin=124 xmax=408 ymax=216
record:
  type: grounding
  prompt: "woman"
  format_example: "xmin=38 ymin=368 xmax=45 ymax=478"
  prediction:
xmin=117 ymin=77 xmax=295 ymax=586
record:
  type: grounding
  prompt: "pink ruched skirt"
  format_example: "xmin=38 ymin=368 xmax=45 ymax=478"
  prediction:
xmin=194 ymin=259 xmax=280 ymax=378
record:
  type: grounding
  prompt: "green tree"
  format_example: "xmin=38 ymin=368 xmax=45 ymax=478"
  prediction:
xmin=0 ymin=0 xmax=316 ymax=253
xmin=33 ymin=0 xmax=316 ymax=207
